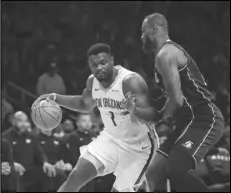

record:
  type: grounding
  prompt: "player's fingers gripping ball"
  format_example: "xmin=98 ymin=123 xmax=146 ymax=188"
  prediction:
xmin=31 ymin=93 xmax=56 ymax=110
xmin=31 ymin=99 xmax=62 ymax=131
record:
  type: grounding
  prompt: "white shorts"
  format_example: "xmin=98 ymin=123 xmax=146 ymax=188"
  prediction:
xmin=80 ymin=130 xmax=159 ymax=192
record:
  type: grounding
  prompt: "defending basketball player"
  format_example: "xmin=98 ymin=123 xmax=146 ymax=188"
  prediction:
xmin=141 ymin=13 xmax=225 ymax=192
xmin=32 ymin=43 xmax=159 ymax=192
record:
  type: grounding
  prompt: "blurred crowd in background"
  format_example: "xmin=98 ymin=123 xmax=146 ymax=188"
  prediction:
xmin=2 ymin=1 xmax=230 ymax=192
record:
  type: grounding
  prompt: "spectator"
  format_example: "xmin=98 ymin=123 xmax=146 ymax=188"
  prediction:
xmin=2 ymin=138 xmax=16 ymax=192
xmin=95 ymin=19 xmax=119 ymax=44
xmin=2 ymin=96 xmax=14 ymax=121
xmin=191 ymin=146 xmax=230 ymax=192
xmin=63 ymin=117 xmax=77 ymax=134
xmin=75 ymin=113 xmax=96 ymax=192
xmin=37 ymin=129 xmax=71 ymax=191
xmin=2 ymin=111 xmax=55 ymax=192
xmin=77 ymin=113 xmax=95 ymax=145
xmin=90 ymin=107 xmax=104 ymax=136
xmin=54 ymin=116 xmax=77 ymax=139
xmin=61 ymin=117 xmax=82 ymax=167
xmin=36 ymin=62 xmax=66 ymax=95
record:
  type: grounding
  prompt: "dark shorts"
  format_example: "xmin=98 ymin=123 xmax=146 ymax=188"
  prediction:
xmin=157 ymin=103 xmax=225 ymax=168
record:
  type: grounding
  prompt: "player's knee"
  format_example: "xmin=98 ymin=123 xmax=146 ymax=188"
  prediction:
xmin=146 ymin=152 xmax=167 ymax=180
xmin=145 ymin=152 xmax=168 ymax=191
xmin=166 ymin=148 xmax=194 ymax=175
xmin=67 ymin=157 xmax=98 ymax=185
xmin=67 ymin=167 xmax=79 ymax=183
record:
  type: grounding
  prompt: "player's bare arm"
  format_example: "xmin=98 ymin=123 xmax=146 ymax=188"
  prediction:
xmin=156 ymin=45 xmax=186 ymax=120
xmin=54 ymin=75 xmax=96 ymax=112
xmin=122 ymin=73 xmax=159 ymax=122
xmin=32 ymin=75 xmax=96 ymax=113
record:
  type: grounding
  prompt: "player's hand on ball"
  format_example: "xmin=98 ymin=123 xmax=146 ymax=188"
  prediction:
xmin=123 ymin=92 xmax=136 ymax=114
xmin=43 ymin=162 xmax=56 ymax=177
xmin=31 ymin=93 xmax=56 ymax=110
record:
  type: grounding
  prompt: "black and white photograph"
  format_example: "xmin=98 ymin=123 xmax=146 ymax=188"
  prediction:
xmin=1 ymin=1 xmax=230 ymax=192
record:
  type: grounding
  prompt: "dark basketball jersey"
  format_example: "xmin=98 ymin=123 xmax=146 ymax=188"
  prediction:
xmin=154 ymin=40 xmax=215 ymax=109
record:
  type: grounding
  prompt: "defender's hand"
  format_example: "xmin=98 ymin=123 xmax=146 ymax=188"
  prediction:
xmin=123 ymin=92 xmax=136 ymax=114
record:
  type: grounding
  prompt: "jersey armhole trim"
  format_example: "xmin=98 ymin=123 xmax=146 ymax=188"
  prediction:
xmin=179 ymin=65 xmax=187 ymax=72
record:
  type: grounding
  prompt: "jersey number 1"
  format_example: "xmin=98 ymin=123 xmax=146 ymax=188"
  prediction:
xmin=109 ymin=111 xmax=117 ymax=126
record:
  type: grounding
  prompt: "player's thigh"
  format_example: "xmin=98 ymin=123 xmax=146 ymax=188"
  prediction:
xmin=113 ymin=147 xmax=156 ymax=192
xmin=80 ymin=133 xmax=118 ymax=176
xmin=145 ymin=152 xmax=168 ymax=180
xmin=144 ymin=152 xmax=168 ymax=191
xmin=174 ymin=107 xmax=225 ymax=169
xmin=113 ymin=157 xmax=146 ymax=191
xmin=157 ymin=110 xmax=192 ymax=158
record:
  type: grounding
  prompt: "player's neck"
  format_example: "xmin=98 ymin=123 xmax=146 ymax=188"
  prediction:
xmin=155 ymin=36 xmax=170 ymax=56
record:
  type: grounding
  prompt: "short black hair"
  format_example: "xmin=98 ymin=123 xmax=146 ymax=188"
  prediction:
xmin=87 ymin=43 xmax=111 ymax=58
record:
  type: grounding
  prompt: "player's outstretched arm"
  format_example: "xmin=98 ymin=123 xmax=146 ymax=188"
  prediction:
xmin=156 ymin=47 xmax=185 ymax=120
xmin=123 ymin=73 xmax=159 ymax=123
xmin=55 ymin=75 xmax=96 ymax=112
xmin=32 ymin=75 xmax=96 ymax=113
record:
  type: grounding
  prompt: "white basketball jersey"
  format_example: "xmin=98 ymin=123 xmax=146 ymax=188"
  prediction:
xmin=92 ymin=65 xmax=152 ymax=146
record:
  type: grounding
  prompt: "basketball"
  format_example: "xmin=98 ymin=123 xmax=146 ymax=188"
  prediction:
xmin=31 ymin=100 xmax=62 ymax=131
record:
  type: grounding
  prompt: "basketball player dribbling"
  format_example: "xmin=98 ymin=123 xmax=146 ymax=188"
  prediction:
xmin=32 ymin=43 xmax=159 ymax=192
xmin=141 ymin=13 xmax=225 ymax=192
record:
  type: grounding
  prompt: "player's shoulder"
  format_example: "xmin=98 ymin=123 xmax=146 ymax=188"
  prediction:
xmin=122 ymin=72 xmax=148 ymax=93
xmin=157 ymin=44 xmax=178 ymax=61
xmin=156 ymin=43 xmax=187 ymax=68
xmin=123 ymin=72 xmax=144 ymax=83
